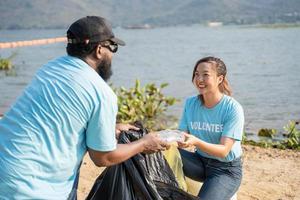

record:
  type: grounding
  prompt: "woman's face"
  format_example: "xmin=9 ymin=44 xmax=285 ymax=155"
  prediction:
xmin=193 ymin=62 xmax=223 ymax=95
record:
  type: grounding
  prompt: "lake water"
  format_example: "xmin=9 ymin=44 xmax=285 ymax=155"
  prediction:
xmin=0 ymin=25 xmax=299 ymax=135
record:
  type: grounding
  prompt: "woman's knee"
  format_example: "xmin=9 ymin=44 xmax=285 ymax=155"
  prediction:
xmin=199 ymin=170 xmax=242 ymax=200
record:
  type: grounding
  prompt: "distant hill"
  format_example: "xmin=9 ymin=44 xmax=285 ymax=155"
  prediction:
xmin=0 ymin=0 xmax=300 ymax=29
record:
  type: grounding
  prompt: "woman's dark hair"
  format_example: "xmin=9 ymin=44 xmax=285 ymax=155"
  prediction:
xmin=66 ymin=32 xmax=99 ymax=58
xmin=192 ymin=56 xmax=232 ymax=96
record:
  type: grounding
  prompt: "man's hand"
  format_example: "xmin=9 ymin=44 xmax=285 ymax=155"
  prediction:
xmin=140 ymin=132 xmax=170 ymax=154
xmin=115 ymin=123 xmax=140 ymax=138
xmin=177 ymin=132 xmax=198 ymax=148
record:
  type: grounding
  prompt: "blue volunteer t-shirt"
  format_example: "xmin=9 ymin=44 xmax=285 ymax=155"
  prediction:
xmin=0 ymin=56 xmax=117 ymax=199
xmin=179 ymin=95 xmax=244 ymax=162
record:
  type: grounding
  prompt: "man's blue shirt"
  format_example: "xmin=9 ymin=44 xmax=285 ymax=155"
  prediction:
xmin=0 ymin=56 xmax=117 ymax=199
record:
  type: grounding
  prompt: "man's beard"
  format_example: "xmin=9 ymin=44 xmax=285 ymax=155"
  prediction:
xmin=97 ymin=56 xmax=112 ymax=82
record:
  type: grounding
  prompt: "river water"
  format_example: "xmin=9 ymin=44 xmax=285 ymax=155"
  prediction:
xmin=1 ymin=25 xmax=299 ymax=134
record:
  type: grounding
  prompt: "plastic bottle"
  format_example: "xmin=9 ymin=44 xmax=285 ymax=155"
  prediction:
xmin=157 ymin=130 xmax=185 ymax=142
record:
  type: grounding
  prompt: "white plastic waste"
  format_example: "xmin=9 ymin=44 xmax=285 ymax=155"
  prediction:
xmin=230 ymin=193 xmax=238 ymax=200
xmin=157 ymin=130 xmax=185 ymax=142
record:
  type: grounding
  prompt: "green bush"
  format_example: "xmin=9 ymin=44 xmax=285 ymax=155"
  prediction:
xmin=258 ymin=128 xmax=277 ymax=138
xmin=0 ymin=56 xmax=12 ymax=70
xmin=0 ymin=53 xmax=16 ymax=70
xmin=282 ymin=121 xmax=300 ymax=150
xmin=113 ymin=79 xmax=178 ymax=131
xmin=242 ymin=121 xmax=300 ymax=150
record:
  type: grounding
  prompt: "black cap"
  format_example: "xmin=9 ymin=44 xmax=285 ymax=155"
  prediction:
xmin=67 ymin=16 xmax=125 ymax=46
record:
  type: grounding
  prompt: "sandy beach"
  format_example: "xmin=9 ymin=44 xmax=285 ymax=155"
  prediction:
xmin=78 ymin=145 xmax=300 ymax=200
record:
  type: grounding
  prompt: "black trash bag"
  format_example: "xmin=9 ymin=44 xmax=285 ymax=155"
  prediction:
xmin=86 ymin=122 xmax=199 ymax=200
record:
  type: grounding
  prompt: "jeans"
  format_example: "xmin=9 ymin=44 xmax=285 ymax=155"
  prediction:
xmin=179 ymin=149 xmax=242 ymax=200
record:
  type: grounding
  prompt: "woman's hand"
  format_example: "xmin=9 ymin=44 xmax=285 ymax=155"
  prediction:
xmin=115 ymin=123 xmax=140 ymax=138
xmin=177 ymin=132 xmax=199 ymax=148
xmin=179 ymin=133 xmax=236 ymax=158
xmin=141 ymin=132 xmax=170 ymax=154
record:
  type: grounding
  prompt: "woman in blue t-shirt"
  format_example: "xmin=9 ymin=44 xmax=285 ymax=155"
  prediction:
xmin=178 ymin=56 xmax=244 ymax=200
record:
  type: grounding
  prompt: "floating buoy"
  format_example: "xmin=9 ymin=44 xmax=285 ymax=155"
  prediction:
xmin=0 ymin=37 xmax=67 ymax=49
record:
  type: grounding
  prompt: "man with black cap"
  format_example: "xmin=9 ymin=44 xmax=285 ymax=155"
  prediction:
xmin=0 ymin=16 xmax=168 ymax=199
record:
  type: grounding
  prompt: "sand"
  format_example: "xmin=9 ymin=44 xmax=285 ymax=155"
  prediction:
xmin=77 ymin=145 xmax=300 ymax=200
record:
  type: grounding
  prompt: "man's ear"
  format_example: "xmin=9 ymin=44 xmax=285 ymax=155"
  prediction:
xmin=94 ymin=44 xmax=102 ymax=59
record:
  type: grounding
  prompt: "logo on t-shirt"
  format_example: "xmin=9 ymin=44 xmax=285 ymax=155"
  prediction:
xmin=190 ymin=122 xmax=223 ymax=133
